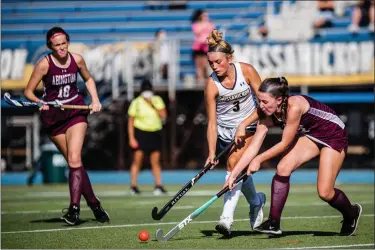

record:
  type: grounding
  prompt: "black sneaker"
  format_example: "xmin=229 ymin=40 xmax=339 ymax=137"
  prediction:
xmin=340 ymin=203 xmax=362 ymax=236
xmin=61 ymin=205 xmax=80 ymax=225
xmin=89 ymin=202 xmax=110 ymax=223
xmin=153 ymin=185 xmax=168 ymax=196
xmin=130 ymin=186 xmax=141 ymax=195
xmin=254 ymin=218 xmax=282 ymax=235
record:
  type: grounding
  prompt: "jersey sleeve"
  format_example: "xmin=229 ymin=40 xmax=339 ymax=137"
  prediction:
xmin=151 ymin=96 xmax=165 ymax=110
xmin=128 ymin=99 xmax=137 ymax=117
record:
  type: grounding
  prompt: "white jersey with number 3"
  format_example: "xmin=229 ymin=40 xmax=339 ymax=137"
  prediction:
xmin=212 ymin=62 xmax=258 ymax=129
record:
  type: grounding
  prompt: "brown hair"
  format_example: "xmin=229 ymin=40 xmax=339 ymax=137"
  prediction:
xmin=207 ymin=30 xmax=234 ymax=54
xmin=259 ymin=77 xmax=289 ymax=122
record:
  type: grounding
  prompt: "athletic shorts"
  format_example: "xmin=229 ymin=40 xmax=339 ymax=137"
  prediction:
xmin=40 ymin=94 xmax=89 ymax=136
xmin=217 ymin=124 xmax=256 ymax=151
xmin=134 ymin=128 xmax=162 ymax=153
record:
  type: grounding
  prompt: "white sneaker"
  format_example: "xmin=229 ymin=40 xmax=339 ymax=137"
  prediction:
xmin=249 ymin=192 xmax=266 ymax=230
xmin=215 ymin=216 xmax=232 ymax=236
xmin=368 ymin=23 xmax=374 ymax=33
xmin=348 ymin=24 xmax=359 ymax=33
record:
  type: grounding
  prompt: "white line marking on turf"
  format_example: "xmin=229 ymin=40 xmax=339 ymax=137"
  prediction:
xmin=278 ymin=243 xmax=374 ymax=249
xmin=1 ymin=214 xmax=373 ymax=234
xmin=2 ymin=200 xmax=373 ymax=214
xmin=16 ymin=187 xmax=373 ymax=198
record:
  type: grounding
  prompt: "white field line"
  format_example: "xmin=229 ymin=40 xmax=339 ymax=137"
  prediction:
xmin=2 ymin=200 xmax=373 ymax=215
xmin=1 ymin=214 xmax=373 ymax=234
xmin=278 ymin=243 xmax=374 ymax=249
xmin=1 ymin=186 xmax=372 ymax=199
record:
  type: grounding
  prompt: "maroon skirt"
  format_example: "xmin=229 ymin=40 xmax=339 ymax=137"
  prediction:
xmin=40 ymin=94 xmax=89 ymax=136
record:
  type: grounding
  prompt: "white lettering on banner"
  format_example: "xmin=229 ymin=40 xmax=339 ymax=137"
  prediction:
xmin=1 ymin=49 xmax=28 ymax=80
xmin=232 ymin=41 xmax=374 ymax=76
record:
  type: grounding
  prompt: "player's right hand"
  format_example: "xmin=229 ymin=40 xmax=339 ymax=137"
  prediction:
xmin=38 ymin=100 xmax=49 ymax=111
xmin=234 ymin=124 xmax=246 ymax=145
xmin=205 ymin=154 xmax=219 ymax=169
xmin=129 ymin=138 xmax=139 ymax=149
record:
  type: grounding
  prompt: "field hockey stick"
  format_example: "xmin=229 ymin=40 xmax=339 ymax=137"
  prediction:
xmin=155 ymin=172 xmax=247 ymax=242
xmin=151 ymin=140 xmax=235 ymax=220
xmin=4 ymin=92 xmax=91 ymax=110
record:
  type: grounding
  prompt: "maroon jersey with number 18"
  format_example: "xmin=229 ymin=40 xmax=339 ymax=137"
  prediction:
xmin=40 ymin=52 xmax=89 ymax=136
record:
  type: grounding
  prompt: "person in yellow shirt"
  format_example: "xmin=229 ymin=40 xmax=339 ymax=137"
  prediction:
xmin=127 ymin=79 xmax=168 ymax=195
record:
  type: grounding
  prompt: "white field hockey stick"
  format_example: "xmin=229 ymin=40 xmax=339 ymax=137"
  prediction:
xmin=3 ymin=92 xmax=92 ymax=110
xmin=155 ymin=172 xmax=247 ymax=242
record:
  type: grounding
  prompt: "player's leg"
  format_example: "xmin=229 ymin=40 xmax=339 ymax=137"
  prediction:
xmin=318 ymin=147 xmax=362 ymax=236
xmin=150 ymin=150 xmax=167 ymax=195
xmin=216 ymin=132 xmax=264 ymax=235
xmin=130 ymin=149 xmax=144 ymax=195
xmin=255 ymin=136 xmax=320 ymax=234
xmin=66 ymin=122 xmax=109 ymax=224
xmin=238 ymin=133 xmax=267 ymax=230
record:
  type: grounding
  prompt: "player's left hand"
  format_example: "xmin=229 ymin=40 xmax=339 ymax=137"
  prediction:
xmin=90 ymin=101 xmax=102 ymax=114
xmin=247 ymin=158 xmax=261 ymax=175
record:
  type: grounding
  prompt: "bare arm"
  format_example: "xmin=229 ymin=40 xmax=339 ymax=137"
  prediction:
xmin=229 ymin=121 xmax=269 ymax=185
xmin=73 ymin=53 xmax=100 ymax=104
xmin=256 ymin=105 xmax=302 ymax=164
xmin=24 ymin=57 xmax=49 ymax=103
xmin=205 ymin=77 xmax=219 ymax=163
xmin=128 ymin=116 xmax=136 ymax=141
xmin=239 ymin=62 xmax=262 ymax=128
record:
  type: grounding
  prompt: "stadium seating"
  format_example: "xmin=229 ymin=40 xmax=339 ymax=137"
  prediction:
xmin=1 ymin=0 xmax=373 ymax=81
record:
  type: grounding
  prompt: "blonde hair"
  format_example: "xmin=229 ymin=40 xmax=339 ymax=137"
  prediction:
xmin=207 ymin=30 xmax=234 ymax=54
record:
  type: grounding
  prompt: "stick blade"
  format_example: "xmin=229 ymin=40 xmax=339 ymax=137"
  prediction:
xmin=3 ymin=92 xmax=22 ymax=107
xmin=155 ymin=229 xmax=166 ymax=242
xmin=151 ymin=207 xmax=163 ymax=220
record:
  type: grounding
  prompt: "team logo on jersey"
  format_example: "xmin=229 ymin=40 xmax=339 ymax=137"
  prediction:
xmin=217 ymin=88 xmax=250 ymax=102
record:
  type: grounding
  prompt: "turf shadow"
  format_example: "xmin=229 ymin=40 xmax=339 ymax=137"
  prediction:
xmin=200 ymin=230 xmax=337 ymax=239
xmin=30 ymin=217 xmax=89 ymax=225
xmin=200 ymin=230 xmax=262 ymax=239
xmin=261 ymin=230 xmax=338 ymax=238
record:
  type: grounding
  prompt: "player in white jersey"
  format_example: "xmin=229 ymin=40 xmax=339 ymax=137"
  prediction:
xmin=204 ymin=30 xmax=266 ymax=236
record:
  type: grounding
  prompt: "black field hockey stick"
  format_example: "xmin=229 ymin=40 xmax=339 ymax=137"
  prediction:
xmin=4 ymin=92 xmax=92 ymax=110
xmin=151 ymin=140 xmax=235 ymax=220
xmin=155 ymin=172 xmax=247 ymax=242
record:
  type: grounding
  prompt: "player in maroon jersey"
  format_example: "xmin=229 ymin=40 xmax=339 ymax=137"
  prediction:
xmin=24 ymin=27 xmax=109 ymax=225
xmin=226 ymin=77 xmax=362 ymax=236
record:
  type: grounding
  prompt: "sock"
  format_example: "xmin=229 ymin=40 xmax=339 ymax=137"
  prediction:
xmin=328 ymin=188 xmax=355 ymax=219
xmin=269 ymin=174 xmax=290 ymax=222
xmin=241 ymin=175 xmax=261 ymax=206
xmin=81 ymin=168 xmax=99 ymax=205
xmin=221 ymin=171 xmax=243 ymax=221
xmin=68 ymin=167 xmax=83 ymax=207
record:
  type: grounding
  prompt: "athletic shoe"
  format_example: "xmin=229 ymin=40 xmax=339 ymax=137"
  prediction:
xmin=61 ymin=205 xmax=80 ymax=226
xmin=339 ymin=203 xmax=362 ymax=236
xmin=153 ymin=186 xmax=168 ymax=196
xmin=89 ymin=202 xmax=110 ymax=223
xmin=249 ymin=192 xmax=266 ymax=229
xmin=254 ymin=218 xmax=282 ymax=235
xmin=215 ymin=216 xmax=232 ymax=236
xmin=348 ymin=24 xmax=359 ymax=33
xmin=130 ymin=186 xmax=141 ymax=195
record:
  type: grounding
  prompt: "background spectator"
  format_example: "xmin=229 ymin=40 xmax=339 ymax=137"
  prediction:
xmin=348 ymin=0 xmax=374 ymax=33
xmin=127 ymin=79 xmax=168 ymax=195
xmin=191 ymin=9 xmax=215 ymax=85
xmin=151 ymin=29 xmax=169 ymax=80
xmin=313 ymin=0 xmax=335 ymax=29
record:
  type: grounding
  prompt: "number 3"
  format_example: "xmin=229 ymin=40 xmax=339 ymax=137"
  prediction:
xmin=232 ymin=101 xmax=240 ymax=112
xmin=58 ymin=85 xmax=70 ymax=98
